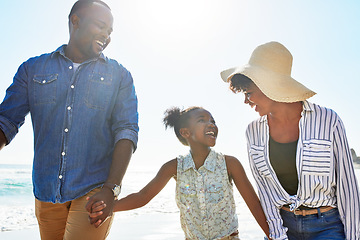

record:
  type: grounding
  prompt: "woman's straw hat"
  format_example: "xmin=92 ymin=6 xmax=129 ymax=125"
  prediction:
xmin=220 ymin=41 xmax=316 ymax=103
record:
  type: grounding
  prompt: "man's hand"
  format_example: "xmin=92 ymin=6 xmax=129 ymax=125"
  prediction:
xmin=85 ymin=139 xmax=134 ymax=227
xmin=85 ymin=188 xmax=115 ymax=227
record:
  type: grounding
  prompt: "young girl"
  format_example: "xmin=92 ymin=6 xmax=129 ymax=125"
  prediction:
xmin=86 ymin=106 xmax=270 ymax=240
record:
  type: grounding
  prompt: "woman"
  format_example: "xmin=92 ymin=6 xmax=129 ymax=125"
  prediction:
xmin=220 ymin=41 xmax=360 ymax=240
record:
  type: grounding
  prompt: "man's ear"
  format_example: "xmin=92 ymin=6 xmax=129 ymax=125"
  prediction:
xmin=179 ymin=128 xmax=190 ymax=138
xmin=70 ymin=14 xmax=80 ymax=30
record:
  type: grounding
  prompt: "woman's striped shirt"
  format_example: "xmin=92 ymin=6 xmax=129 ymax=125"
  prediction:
xmin=246 ymin=101 xmax=360 ymax=240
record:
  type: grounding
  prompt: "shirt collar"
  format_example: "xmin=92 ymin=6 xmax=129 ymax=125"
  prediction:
xmin=259 ymin=115 xmax=267 ymax=123
xmin=259 ymin=100 xmax=313 ymax=123
xmin=302 ymin=100 xmax=313 ymax=112
xmin=183 ymin=149 xmax=217 ymax=172
xmin=51 ymin=45 xmax=106 ymax=62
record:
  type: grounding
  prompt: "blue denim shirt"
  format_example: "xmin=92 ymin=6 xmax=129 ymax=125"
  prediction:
xmin=0 ymin=45 xmax=139 ymax=203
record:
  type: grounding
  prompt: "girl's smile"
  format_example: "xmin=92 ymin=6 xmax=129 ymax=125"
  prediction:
xmin=186 ymin=109 xmax=218 ymax=147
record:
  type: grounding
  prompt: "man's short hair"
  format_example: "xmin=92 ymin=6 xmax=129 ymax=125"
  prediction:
xmin=68 ymin=0 xmax=111 ymax=19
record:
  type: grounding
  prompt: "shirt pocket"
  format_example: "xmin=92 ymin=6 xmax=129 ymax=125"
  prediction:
xmin=302 ymin=139 xmax=331 ymax=175
xmin=206 ymin=183 xmax=224 ymax=204
xmin=33 ymin=74 xmax=58 ymax=105
xmin=249 ymin=145 xmax=271 ymax=177
xmin=85 ymin=73 xmax=112 ymax=110
xmin=179 ymin=183 xmax=197 ymax=207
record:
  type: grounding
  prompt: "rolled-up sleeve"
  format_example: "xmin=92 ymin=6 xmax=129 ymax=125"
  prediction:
xmin=111 ymin=66 xmax=139 ymax=149
xmin=0 ymin=62 xmax=30 ymax=144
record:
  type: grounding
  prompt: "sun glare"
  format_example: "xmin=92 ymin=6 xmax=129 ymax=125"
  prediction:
xmin=117 ymin=0 xmax=227 ymax=48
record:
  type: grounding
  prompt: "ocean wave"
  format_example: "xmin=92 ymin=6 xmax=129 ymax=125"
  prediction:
xmin=0 ymin=169 xmax=31 ymax=175
xmin=0 ymin=179 xmax=33 ymax=197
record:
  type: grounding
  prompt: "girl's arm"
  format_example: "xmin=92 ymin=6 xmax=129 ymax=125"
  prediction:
xmin=113 ymin=158 xmax=177 ymax=212
xmin=88 ymin=159 xmax=177 ymax=227
xmin=87 ymin=159 xmax=177 ymax=227
xmin=225 ymin=155 xmax=270 ymax=239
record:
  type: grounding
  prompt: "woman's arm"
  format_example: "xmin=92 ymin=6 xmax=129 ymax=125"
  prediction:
xmin=225 ymin=155 xmax=270 ymax=239
xmin=333 ymin=118 xmax=360 ymax=239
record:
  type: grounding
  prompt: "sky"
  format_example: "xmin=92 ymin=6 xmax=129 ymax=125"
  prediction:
xmin=0 ymin=0 xmax=359 ymax=172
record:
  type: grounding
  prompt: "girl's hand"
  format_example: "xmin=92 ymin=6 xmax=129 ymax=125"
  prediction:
xmin=91 ymin=200 xmax=107 ymax=216
xmin=86 ymin=197 xmax=107 ymax=227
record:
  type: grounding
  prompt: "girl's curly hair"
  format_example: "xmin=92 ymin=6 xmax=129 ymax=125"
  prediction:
xmin=163 ymin=106 xmax=202 ymax=146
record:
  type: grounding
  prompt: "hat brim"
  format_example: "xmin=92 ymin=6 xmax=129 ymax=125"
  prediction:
xmin=221 ymin=64 xmax=316 ymax=103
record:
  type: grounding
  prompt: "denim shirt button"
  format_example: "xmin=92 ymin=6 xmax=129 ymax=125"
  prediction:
xmin=1 ymin=45 xmax=139 ymax=203
xmin=100 ymin=77 xmax=104 ymax=81
xmin=59 ymin=175 xmax=63 ymax=179
xmin=42 ymin=80 xmax=46 ymax=84
xmin=64 ymin=128 xmax=69 ymax=133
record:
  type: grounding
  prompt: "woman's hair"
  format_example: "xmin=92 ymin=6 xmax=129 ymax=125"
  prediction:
xmin=229 ymin=74 xmax=254 ymax=93
xmin=163 ymin=106 xmax=202 ymax=146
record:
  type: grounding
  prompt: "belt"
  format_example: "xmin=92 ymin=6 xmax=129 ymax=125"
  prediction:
xmin=230 ymin=230 xmax=239 ymax=236
xmin=281 ymin=205 xmax=334 ymax=216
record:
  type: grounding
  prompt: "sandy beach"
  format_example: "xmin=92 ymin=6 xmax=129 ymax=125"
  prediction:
xmin=0 ymin=212 xmax=183 ymax=240
xmin=0 ymin=164 xmax=267 ymax=240
xmin=2 ymin=167 xmax=359 ymax=239
xmin=0 ymin=205 xmax=266 ymax=240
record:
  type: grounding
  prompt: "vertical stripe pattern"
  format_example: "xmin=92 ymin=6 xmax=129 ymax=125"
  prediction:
xmin=246 ymin=101 xmax=360 ymax=240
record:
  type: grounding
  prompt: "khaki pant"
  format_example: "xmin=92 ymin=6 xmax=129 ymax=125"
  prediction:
xmin=221 ymin=235 xmax=241 ymax=240
xmin=186 ymin=233 xmax=240 ymax=240
xmin=35 ymin=188 xmax=114 ymax=240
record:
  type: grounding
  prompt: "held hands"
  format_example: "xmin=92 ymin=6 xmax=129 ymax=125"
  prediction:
xmin=86 ymin=199 xmax=107 ymax=227
xmin=85 ymin=188 xmax=114 ymax=228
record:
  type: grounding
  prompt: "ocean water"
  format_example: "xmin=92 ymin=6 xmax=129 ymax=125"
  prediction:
xmin=1 ymin=163 xmax=359 ymax=238
xmin=0 ymin=164 xmax=35 ymax=232
xmin=0 ymin=164 xmax=180 ymax=232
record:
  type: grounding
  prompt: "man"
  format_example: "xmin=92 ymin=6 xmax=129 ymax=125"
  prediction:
xmin=0 ymin=0 xmax=138 ymax=239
